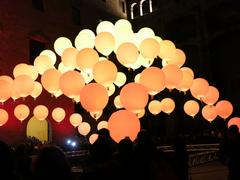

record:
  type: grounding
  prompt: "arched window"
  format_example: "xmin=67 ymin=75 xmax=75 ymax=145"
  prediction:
xmin=131 ymin=3 xmax=139 ymax=19
xmin=140 ymin=0 xmax=151 ymax=16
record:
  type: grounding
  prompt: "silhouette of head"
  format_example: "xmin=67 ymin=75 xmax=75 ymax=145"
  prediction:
xmin=34 ymin=145 xmax=72 ymax=180
xmin=228 ymin=125 xmax=239 ymax=138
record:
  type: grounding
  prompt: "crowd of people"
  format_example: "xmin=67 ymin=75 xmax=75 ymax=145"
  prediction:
xmin=0 ymin=125 xmax=240 ymax=180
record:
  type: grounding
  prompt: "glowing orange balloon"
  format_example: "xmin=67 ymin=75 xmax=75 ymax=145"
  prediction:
xmin=93 ymin=60 xmax=118 ymax=85
xmin=116 ymin=42 xmax=138 ymax=68
xmin=176 ymin=67 xmax=194 ymax=92
xmin=78 ymin=122 xmax=91 ymax=136
xmin=41 ymin=68 xmax=62 ymax=94
xmin=59 ymin=71 xmax=85 ymax=98
xmin=0 ymin=79 xmax=12 ymax=103
xmin=97 ymin=120 xmax=108 ymax=130
xmin=108 ymin=110 xmax=140 ymax=143
xmin=162 ymin=64 xmax=183 ymax=89
xmin=202 ymin=105 xmax=217 ymax=122
xmin=228 ymin=117 xmax=240 ymax=132
xmin=216 ymin=100 xmax=233 ymax=119
xmin=148 ymin=100 xmax=161 ymax=115
xmin=80 ymin=83 xmax=109 ymax=112
xmin=69 ymin=113 xmax=82 ymax=127
xmin=184 ymin=100 xmax=200 ymax=117
xmin=158 ymin=40 xmax=176 ymax=59
xmin=168 ymin=49 xmax=186 ymax=67
xmin=34 ymin=55 xmax=54 ymax=75
xmin=61 ymin=47 xmax=78 ymax=68
xmin=190 ymin=78 xmax=209 ymax=99
xmin=40 ymin=49 xmax=57 ymax=65
xmin=30 ymin=81 xmax=42 ymax=99
xmin=202 ymin=86 xmax=219 ymax=105
xmin=140 ymin=67 xmax=165 ymax=95
xmin=13 ymin=64 xmax=38 ymax=80
xmin=120 ymin=83 xmax=149 ymax=113
xmin=75 ymin=29 xmax=95 ymax=50
xmin=95 ymin=32 xmax=115 ymax=56
xmin=52 ymin=107 xmax=66 ymax=123
xmin=14 ymin=104 xmax=30 ymax=122
xmin=114 ymin=72 xmax=127 ymax=87
xmin=54 ymin=37 xmax=72 ymax=56
xmin=89 ymin=133 xmax=99 ymax=144
xmin=33 ymin=105 xmax=49 ymax=120
xmin=114 ymin=95 xmax=123 ymax=109
xmin=0 ymin=109 xmax=8 ymax=126
xmin=76 ymin=48 xmax=99 ymax=73
xmin=139 ymin=38 xmax=160 ymax=59
xmin=90 ymin=110 xmax=103 ymax=120
xmin=161 ymin=98 xmax=175 ymax=114
xmin=13 ymin=75 xmax=34 ymax=97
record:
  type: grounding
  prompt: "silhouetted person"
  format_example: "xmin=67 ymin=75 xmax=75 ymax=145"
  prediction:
xmin=81 ymin=129 xmax=117 ymax=180
xmin=89 ymin=128 xmax=117 ymax=163
xmin=114 ymin=137 xmax=137 ymax=180
xmin=134 ymin=129 xmax=157 ymax=180
xmin=0 ymin=140 xmax=18 ymax=179
xmin=15 ymin=143 xmax=32 ymax=180
xmin=33 ymin=145 xmax=72 ymax=180
xmin=172 ymin=138 xmax=189 ymax=180
xmin=224 ymin=125 xmax=240 ymax=180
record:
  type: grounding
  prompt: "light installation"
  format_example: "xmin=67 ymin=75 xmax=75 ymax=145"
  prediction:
xmin=0 ymin=19 xmax=238 ymax=143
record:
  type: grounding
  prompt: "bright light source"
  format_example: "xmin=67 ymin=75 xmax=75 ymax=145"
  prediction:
xmin=67 ymin=139 xmax=71 ymax=144
xmin=71 ymin=142 xmax=76 ymax=147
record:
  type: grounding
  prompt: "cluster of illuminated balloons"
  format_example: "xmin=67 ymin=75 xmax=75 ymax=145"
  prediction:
xmin=0 ymin=19 xmax=239 ymax=143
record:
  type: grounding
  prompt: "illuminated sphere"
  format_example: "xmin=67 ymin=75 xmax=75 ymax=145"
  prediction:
xmin=190 ymin=78 xmax=209 ymax=99
xmin=140 ymin=67 xmax=165 ymax=95
xmin=228 ymin=117 xmax=240 ymax=132
xmin=80 ymin=83 xmax=109 ymax=112
xmin=54 ymin=37 xmax=72 ymax=56
xmin=202 ymin=86 xmax=219 ymax=105
xmin=0 ymin=109 xmax=8 ymax=126
xmin=34 ymin=55 xmax=54 ymax=75
xmin=76 ymin=48 xmax=99 ymax=73
xmin=97 ymin=21 xmax=115 ymax=34
xmin=97 ymin=120 xmax=108 ymax=130
xmin=136 ymin=27 xmax=155 ymax=48
xmin=115 ymin=19 xmax=132 ymax=31
xmin=139 ymin=38 xmax=160 ymax=59
xmin=69 ymin=113 xmax=82 ymax=127
xmin=95 ymin=32 xmax=115 ymax=56
xmin=58 ymin=62 xmax=75 ymax=73
xmin=33 ymin=105 xmax=49 ymax=120
xmin=168 ymin=49 xmax=186 ymax=67
xmin=81 ymin=71 xmax=94 ymax=84
xmin=75 ymin=29 xmax=95 ymax=50
xmin=136 ymin=109 xmax=145 ymax=118
xmin=0 ymin=79 xmax=12 ymax=103
xmin=89 ymin=133 xmax=99 ymax=144
xmin=59 ymin=71 xmax=85 ymax=98
xmin=93 ymin=60 xmax=117 ymax=85
xmin=40 ymin=49 xmax=57 ymax=65
xmin=116 ymin=42 xmax=138 ymax=68
xmin=41 ymin=68 xmax=62 ymax=94
xmin=176 ymin=67 xmax=194 ymax=92
xmin=161 ymin=98 xmax=175 ymax=114
xmin=139 ymin=56 xmax=154 ymax=68
xmin=30 ymin=81 xmax=42 ymax=99
xmin=52 ymin=107 xmax=66 ymax=123
xmin=78 ymin=122 xmax=91 ymax=136
xmin=202 ymin=105 xmax=217 ymax=122
xmin=114 ymin=27 xmax=134 ymax=51
xmin=120 ymin=83 xmax=149 ymax=113
xmin=134 ymin=73 xmax=141 ymax=83
xmin=61 ymin=47 xmax=78 ymax=68
xmin=13 ymin=64 xmax=38 ymax=81
xmin=114 ymin=95 xmax=123 ymax=109
xmin=183 ymin=100 xmax=200 ymax=117
xmin=159 ymin=40 xmax=176 ymax=59
xmin=14 ymin=104 xmax=30 ymax=121
xmin=90 ymin=110 xmax=103 ymax=120
xmin=105 ymin=83 xmax=116 ymax=97
xmin=0 ymin=75 xmax=13 ymax=84
xmin=53 ymin=90 xmax=63 ymax=98
xmin=131 ymin=57 xmax=142 ymax=70
xmin=108 ymin=110 xmax=140 ymax=143
xmin=215 ymin=100 xmax=233 ymax=119
xmin=148 ymin=100 xmax=162 ymax=115
xmin=114 ymin=72 xmax=127 ymax=87
xmin=162 ymin=64 xmax=183 ymax=89
xmin=13 ymin=75 xmax=34 ymax=97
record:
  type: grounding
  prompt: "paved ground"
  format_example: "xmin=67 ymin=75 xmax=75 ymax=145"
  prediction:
xmin=190 ymin=161 xmax=228 ymax=180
